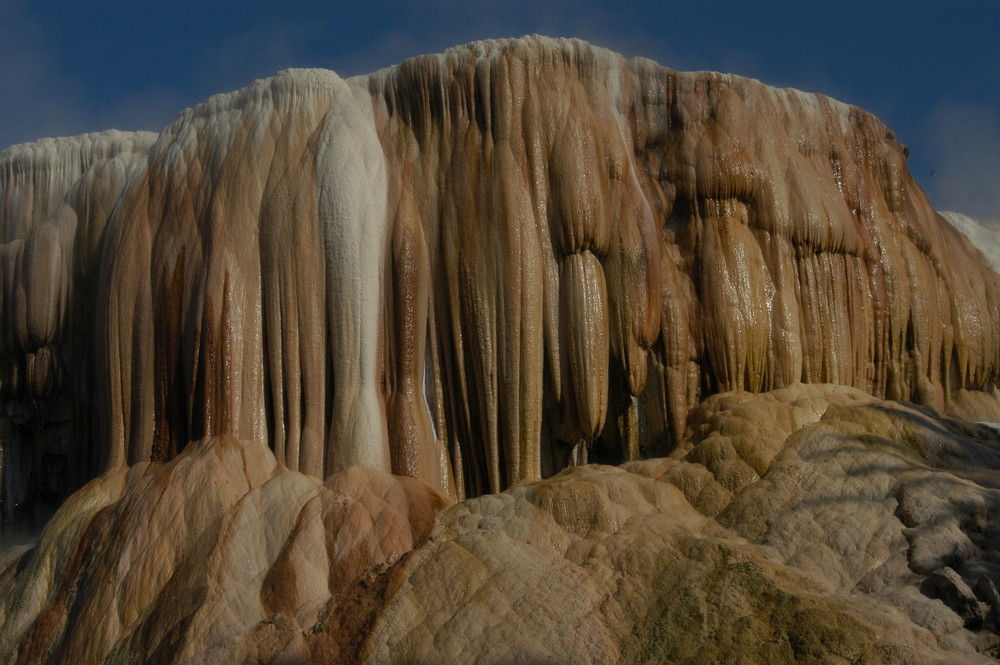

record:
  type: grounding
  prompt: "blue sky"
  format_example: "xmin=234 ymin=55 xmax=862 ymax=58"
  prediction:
xmin=2 ymin=0 xmax=998 ymax=219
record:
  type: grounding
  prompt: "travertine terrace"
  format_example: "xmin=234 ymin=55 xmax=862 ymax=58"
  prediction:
xmin=1 ymin=36 xmax=999 ymax=664
xmin=3 ymin=37 xmax=997 ymax=505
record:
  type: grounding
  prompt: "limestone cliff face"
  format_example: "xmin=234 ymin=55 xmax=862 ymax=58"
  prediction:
xmin=1 ymin=36 xmax=998 ymax=515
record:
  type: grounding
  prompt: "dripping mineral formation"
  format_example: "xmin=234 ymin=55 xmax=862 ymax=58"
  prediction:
xmin=1 ymin=37 xmax=1000 ymax=664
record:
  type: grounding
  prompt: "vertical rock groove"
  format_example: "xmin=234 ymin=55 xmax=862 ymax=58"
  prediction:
xmin=0 ymin=37 xmax=997 ymax=508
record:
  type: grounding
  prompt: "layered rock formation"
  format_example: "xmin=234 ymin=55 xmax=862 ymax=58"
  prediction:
xmin=1 ymin=36 xmax=999 ymax=663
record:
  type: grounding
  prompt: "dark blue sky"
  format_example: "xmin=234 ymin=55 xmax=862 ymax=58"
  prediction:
xmin=2 ymin=0 xmax=998 ymax=218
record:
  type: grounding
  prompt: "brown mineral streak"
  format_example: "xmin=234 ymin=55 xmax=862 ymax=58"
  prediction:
xmin=0 ymin=37 xmax=998 ymax=504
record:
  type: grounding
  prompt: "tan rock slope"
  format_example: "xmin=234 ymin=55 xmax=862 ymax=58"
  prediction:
xmin=351 ymin=386 xmax=1000 ymax=664
xmin=4 ymin=385 xmax=1000 ymax=663
xmin=1 ymin=36 xmax=999 ymax=663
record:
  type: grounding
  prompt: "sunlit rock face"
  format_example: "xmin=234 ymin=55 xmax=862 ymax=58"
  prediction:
xmin=3 ymin=37 xmax=995 ymax=508
xmin=363 ymin=39 xmax=998 ymax=496
xmin=1 ymin=38 xmax=997 ymax=508
xmin=0 ymin=437 xmax=449 ymax=664
xmin=2 ymin=34 xmax=1000 ymax=665
xmin=343 ymin=387 xmax=1000 ymax=664
xmin=5 ymin=386 xmax=1000 ymax=664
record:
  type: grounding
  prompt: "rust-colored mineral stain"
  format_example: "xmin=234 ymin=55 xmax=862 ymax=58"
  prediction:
xmin=0 ymin=37 xmax=997 ymax=505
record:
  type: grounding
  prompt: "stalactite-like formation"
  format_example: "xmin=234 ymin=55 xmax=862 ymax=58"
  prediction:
xmin=0 ymin=131 xmax=155 ymax=529
xmin=1 ymin=37 xmax=998 ymax=509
